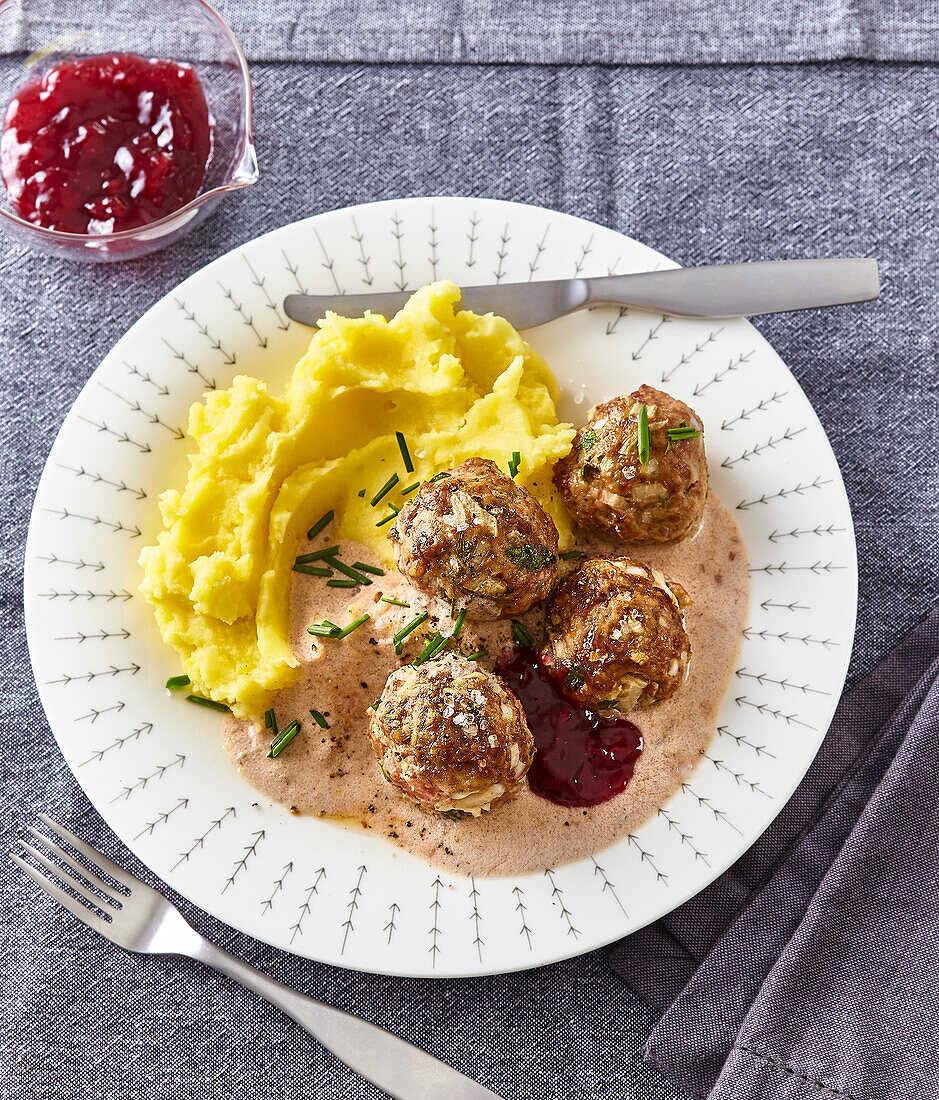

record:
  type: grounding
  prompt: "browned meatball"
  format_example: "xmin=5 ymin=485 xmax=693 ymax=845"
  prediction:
xmin=542 ymin=557 xmax=691 ymax=712
xmin=553 ymin=385 xmax=708 ymax=543
xmin=368 ymin=652 xmax=534 ymax=816
xmin=389 ymin=457 xmax=559 ymax=620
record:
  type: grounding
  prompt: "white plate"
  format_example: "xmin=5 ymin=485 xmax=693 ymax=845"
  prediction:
xmin=24 ymin=197 xmax=857 ymax=978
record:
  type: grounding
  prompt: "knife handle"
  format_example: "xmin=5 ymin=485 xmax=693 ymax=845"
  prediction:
xmin=584 ymin=258 xmax=880 ymax=318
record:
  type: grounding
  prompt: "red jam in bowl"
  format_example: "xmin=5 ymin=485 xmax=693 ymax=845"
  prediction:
xmin=497 ymin=648 xmax=643 ymax=808
xmin=1 ymin=53 xmax=212 ymax=234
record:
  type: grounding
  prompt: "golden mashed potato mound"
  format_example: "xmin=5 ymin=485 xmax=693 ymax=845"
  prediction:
xmin=139 ymin=281 xmax=576 ymax=717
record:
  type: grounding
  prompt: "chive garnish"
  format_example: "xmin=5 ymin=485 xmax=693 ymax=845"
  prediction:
xmin=326 ymin=558 xmax=372 ymax=585
xmin=310 ymin=709 xmax=329 ymax=729
xmin=370 ymin=474 xmax=400 ymax=507
xmin=401 ymin=481 xmax=420 ymax=496
xmin=306 ymin=509 xmax=334 ymax=540
xmin=327 ymin=578 xmax=358 ymax=588
xmin=667 ymin=425 xmax=701 ymax=442
xmin=559 ymin=550 xmax=585 ymax=561
xmin=565 ymin=666 xmax=586 ymax=690
xmin=268 ymin=719 xmax=301 ymax=758
xmin=511 ymin=620 xmax=534 ymax=648
xmin=337 ymin=613 xmax=371 ymax=638
xmin=393 ymin=611 xmax=428 ymax=654
xmin=637 ymin=403 xmax=650 ymax=464
xmin=352 ymin=561 xmax=385 ymax=576
xmin=295 ymin=545 xmax=340 ymax=563
xmin=380 ymin=596 xmax=410 ymax=607
xmin=370 ymin=699 xmax=381 ymax=711
xmin=293 ymin=563 xmax=333 ymax=577
xmin=452 ymin=608 xmax=467 ymax=638
xmin=308 ymin=619 xmax=342 ymax=637
xmin=414 ymin=632 xmax=449 ymax=665
xmin=466 ymin=647 xmax=489 ymax=660
xmin=265 ymin=708 xmax=277 ymax=731
xmin=376 ymin=509 xmax=399 ymax=527
xmin=186 ymin=694 xmax=230 ymax=712
xmin=358 ymin=489 xmax=366 ymax=498
xmin=428 ymin=471 xmax=450 ymax=483
xmin=508 ymin=451 xmax=521 ymax=478
xmin=396 ymin=431 xmax=414 ymax=473
xmin=578 ymin=428 xmax=597 ymax=452
xmin=165 ymin=674 xmax=190 ymax=690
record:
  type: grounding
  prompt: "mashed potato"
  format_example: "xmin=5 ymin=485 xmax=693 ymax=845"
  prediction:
xmin=139 ymin=281 xmax=576 ymax=717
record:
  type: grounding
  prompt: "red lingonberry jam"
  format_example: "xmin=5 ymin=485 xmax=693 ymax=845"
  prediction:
xmin=1 ymin=53 xmax=212 ymax=234
xmin=497 ymin=648 xmax=643 ymax=808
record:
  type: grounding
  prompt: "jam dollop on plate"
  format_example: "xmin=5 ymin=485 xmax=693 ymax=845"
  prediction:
xmin=1 ymin=53 xmax=212 ymax=234
xmin=498 ymin=648 xmax=643 ymax=808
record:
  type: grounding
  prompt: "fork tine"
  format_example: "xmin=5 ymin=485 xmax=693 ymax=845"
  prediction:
xmin=27 ymin=826 xmax=126 ymax=905
xmin=19 ymin=840 xmax=122 ymax=915
xmin=11 ymin=853 xmax=113 ymax=936
xmin=38 ymin=814 xmax=139 ymax=893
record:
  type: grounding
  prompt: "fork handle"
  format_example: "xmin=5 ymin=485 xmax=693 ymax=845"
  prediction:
xmin=190 ymin=939 xmax=503 ymax=1100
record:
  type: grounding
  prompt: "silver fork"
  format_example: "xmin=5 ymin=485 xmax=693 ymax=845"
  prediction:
xmin=13 ymin=815 xmax=503 ymax=1100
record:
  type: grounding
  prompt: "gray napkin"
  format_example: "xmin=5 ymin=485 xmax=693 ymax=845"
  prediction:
xmin=610 ymin=606 xmax=939 ymax=1099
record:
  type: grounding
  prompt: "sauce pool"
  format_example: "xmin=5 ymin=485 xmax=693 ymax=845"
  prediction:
xmin=1 ymin=53 xmax=212 ymax=234
xmin=497 ymin=648 xmax=643 ymax=808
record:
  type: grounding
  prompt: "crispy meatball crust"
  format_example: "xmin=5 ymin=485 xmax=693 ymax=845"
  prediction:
xmin=389 ymin=457 xmax=559 ymax=620
xmin=542 ymin=557 xmax=691 ymax=713
xmin=553 ymin=385 xmax=708 ymax=543
xmin=368 ymin=652 xmax=535 ymax=816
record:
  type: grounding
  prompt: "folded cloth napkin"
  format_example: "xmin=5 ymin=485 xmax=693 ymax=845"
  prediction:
xmin=610 ymin=607 xmax=939 ymax=1100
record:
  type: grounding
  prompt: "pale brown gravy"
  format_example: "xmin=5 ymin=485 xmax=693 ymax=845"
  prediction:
xmin=223 ymin=497 xmax=748 ymax=875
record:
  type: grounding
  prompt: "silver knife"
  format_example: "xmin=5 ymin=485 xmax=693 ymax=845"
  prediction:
xmin=284 ymin=258 xmax=880 ymax=330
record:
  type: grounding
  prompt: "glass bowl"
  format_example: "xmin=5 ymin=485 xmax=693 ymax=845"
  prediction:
xmin=0 ymin=0 xmax=257 ymax=261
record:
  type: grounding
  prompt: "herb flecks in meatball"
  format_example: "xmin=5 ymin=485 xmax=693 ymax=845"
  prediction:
xmin=554 ymin=385 xmax=708 ymax=543
xmin=368 ymin=652 xmax=535 ymax=816
xmin=542 ymin=557 xmax=691 ymax=713
xmin=389 ymin=457 xmax=559 ymax=620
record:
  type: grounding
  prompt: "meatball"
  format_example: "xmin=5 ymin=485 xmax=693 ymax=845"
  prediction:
xmin=389 ymin=457 xmax=559 ymax=620
xmin=553 ymin=385 xmax=708 ymax=543
xmin=542 ymin=557 xmax=691 ymax=712
xmin=368 ymin=652 xmax=534 ymax=816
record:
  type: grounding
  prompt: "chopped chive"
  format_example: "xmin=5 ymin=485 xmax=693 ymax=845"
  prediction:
xmin=327 ymin=578 xmax=358 ymax=588
xmin=370 ymin=474 xmax=400 ymax=507
xmin=452 ymin=608 xmax=467 ymax=638
xmin=295 ymin=545 xmax=340 ymax=563
xmin=560 ymin=550 xmax=585 ymax=561
xmin=308 ymin=620 xmax=342 ymax=637
xmin=393 ymin=611 xmax=428 ymax=654
xmin=565 ymin=666 xmax=586 ymax=691
xmin=450 ymin=596 xmax=457 ymax=618
xmin=293 ymin=563 xmax=333 ymax=577
xmin=310 ymin=709 xmax=329 ymax=729
xmin=667 ymin=425 xmax=701 ymax=442
xmin=306 ymin=509 xmax=334 ymax=540
xmin=358 ymin=489 xmax=366 ymax=498
xmin=511 ymin=620 xmax=534 ymax=648
xmin=414 ymin=632 xmax=448 ymax=665
xmin=264 ymin=707 xmax=277 ymax=731
xmin=165 ymin=674 xmax=190 ymax=690
xmin=637 ymin=403 xmax=650 ymax=464
xmin=376 ymin=509 xmax=399 ymax=527
xmin=508 ymin=451 xmax=521 ymax=478
xmin=325 ymin=558 xmax=372 ymax=585
xmin=401 ymin=481 xmax=420 ymax=496
xmin=380 ymin=596 xmax=410 ymax=607
xmin=186 ymin=694 xmax=230 ymax=712
xmin=466 ymin=647 xmax=489 ymax=661
xmin=351 ymin=561 xmax=385 ymax=576
xmin=338 ymin=613 xmax=371 ymax=638
xmin=370 ymin=699 xmax=381 ymax=711
xmin=395 ymin=431 xmax=414 ymax=473
xmin=428 ymin=471 xmax=450 ymax=483
xmin=268 ymin=719 xmax=301 ymax=758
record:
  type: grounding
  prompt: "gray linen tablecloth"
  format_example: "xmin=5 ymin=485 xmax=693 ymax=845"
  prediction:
xmin=2 ymin=3 xmax=938 ymax=1097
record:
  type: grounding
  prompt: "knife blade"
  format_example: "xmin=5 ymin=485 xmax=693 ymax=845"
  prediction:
xmin=283 ymin=258 xmax=880 ymax=330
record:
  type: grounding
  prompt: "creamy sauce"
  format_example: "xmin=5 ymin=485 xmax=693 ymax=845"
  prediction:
xmin=223 ymin=497 xmax=748 ymax=875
